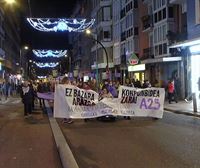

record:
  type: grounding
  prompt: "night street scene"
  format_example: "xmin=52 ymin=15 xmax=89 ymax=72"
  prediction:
xmin=0 ymin=0 xmax=200 ymax=168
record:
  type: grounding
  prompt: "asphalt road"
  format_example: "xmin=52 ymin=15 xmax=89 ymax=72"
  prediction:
xmin=58 ymin=112 xmax=200 ymax=168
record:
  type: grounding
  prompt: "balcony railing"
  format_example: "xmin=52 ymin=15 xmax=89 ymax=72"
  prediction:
xmin=166 ymin=30 xmax=188 ymax=45
xmin=141 ymin=47 xmax=154 ymax=60
xmin=141 ymin=15 xmax=153 ymax=31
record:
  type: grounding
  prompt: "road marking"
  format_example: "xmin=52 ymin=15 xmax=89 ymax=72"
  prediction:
xmin=11 ymin=100 xmax=21 ymax=104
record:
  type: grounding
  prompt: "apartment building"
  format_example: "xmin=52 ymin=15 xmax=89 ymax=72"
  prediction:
xmin=91 ymin=0 xmax=113 ymax=80
xmin=0 ymin=8 xmax=5 ymax=82
xmin=0 ymin=6 xmax=21 ymax=83
xmin=170 ymin=0 xmax=200 ymax=99
xmin=68 ymin=0 xmax=93 ymax=80
xmin=140 ymin=0 xmax=186 ymax=93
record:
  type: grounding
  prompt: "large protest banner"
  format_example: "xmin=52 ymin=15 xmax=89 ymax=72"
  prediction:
xmin=102 ymin=86 xmax=165 ymax=118
xmin=54 ymin=84 xmax=165 ymax=119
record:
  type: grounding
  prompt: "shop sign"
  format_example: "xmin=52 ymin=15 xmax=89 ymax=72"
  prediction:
xmin=127 ymin=53 xmax=139 ymax=65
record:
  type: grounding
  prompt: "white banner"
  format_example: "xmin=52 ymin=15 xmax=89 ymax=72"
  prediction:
xmin=54 ymin=85 xmax=165 ymax=119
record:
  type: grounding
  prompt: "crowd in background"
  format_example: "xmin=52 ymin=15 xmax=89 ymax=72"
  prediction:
xmin=2 ymin=76 xmax=180 ymax=120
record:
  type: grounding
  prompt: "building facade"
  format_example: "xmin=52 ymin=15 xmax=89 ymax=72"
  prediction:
xmin=170 ymin=0 xmax=200 ymax=100
xmin=69 ymin=0 xmax=93 ymax=80
xmin=0 ymin=7 xmax=5 ymax=82
xmin=0 ymin=5 xmax=21 ymax=84
xmin=91 ymin=0 xmax=113 ymax=80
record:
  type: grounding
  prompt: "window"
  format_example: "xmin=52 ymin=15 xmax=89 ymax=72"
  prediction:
xmin=154 ymin=13 xmax=158 ymax=23
xmin=134 ymin=0 xmax=138 ymax=8
xmin=168 ymin=7 xmax=174 ymax=18
xmin=163 ymin=8 xmax=166 ymax=19
xmin=163 ymin=43 xmax=167 ymax=54
xmin=159 ymin=44 xmax=162 ymax=55
xmin=104 ymin=31 xmax=109 ymax=38
xmin=134 ymin=27 xmax=138 ymax=35
xmin=195 ymin=0 xmax=200 ymax=24
xmin=158 ymin=10 xmax=162 ymax=21
xmin=103 ymin=6 xmax=111 ymax=21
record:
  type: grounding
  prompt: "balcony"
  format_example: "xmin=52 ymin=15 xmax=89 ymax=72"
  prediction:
xmin=166 ymin=30 xmax=188 ymax=45
xmin=141 ymin=15 xmax=153 ymax=31
xmin=142 ymin=0 xmax=151 ymax=4
xmin=141 ymin=47 xmax=154 ymax=60
xmin=170 ymin=0 xmax=185 ymax=4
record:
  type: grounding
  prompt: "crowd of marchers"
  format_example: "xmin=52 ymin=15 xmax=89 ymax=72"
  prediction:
xmin=17 ymin=77 xmax=179 ymax=120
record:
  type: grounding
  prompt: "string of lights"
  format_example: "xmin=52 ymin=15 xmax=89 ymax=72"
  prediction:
xmin=27 ymin=18 xmax=95 ymax=32
xmin=32 ymin=49 xmax=67 ymax=58
xmin=35 ymin=62 xmax=59 ymax=68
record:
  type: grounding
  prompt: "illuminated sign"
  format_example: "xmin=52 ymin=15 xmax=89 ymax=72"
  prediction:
xmin=128 ymin=64 xmax=145 ymax=72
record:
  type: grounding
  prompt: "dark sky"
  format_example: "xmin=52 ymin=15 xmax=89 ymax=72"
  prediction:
xmin=21 ymin=0 xmax=78 ymax=49
xmin=20 ymin=0 xmax=79 ymax=76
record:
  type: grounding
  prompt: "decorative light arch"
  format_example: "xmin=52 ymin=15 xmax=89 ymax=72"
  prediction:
xmin=33 ymin=49 xmax=67 ymax=58
xmin=27 ymin=18 xmax=95 ymax=32
xmin=35 ymin=62 xmax=59 ymax=68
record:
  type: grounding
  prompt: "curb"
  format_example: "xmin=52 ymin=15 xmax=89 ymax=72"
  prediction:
xmin=164 ymin=108 xmax=200 ymax=118
xmin=45 ymin=101 xmax=79 ymax=168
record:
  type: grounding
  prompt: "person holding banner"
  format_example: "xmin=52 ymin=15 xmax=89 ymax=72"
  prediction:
xmin=61 ymin=77 xmax=73 ymax=124
xmin=20 ymin=81 xmax=34 ymax=118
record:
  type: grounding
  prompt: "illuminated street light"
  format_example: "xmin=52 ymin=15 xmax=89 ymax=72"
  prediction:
xmin=24 ymin=46 xmax=29 ymax=50
xmin=86 ymin=29 xmax=91 ymax=35
xmin=85 ymin=29 xmax=109 ymax=78
xmin=4 ymin=0 xmax=16 ymax=5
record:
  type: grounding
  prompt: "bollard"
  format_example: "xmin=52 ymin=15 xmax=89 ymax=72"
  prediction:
xmin=192 ymin=93 xmax=197 ymax=112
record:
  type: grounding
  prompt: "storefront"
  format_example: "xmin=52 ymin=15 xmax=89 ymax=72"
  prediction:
xmin=170 ymin=37 xmax=200 ymax=103
xmin=128 ymin=64 xmax=145 ymax=84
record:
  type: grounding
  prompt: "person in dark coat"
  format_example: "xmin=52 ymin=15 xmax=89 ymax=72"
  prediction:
xmin=21 ymin=81 xmax=33 ymax=118
xmin=37 ymin=80 xmax=45 ymax=107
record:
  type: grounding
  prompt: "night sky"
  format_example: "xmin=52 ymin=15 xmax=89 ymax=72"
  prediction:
xmin=21 ymin=0 xmax=78 ymax=49
xmin=20 ymin=0 xmax=79 ymax=76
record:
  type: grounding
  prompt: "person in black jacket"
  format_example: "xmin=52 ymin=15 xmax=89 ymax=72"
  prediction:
xmin=21 ymin=81 xmax=33 ymax=118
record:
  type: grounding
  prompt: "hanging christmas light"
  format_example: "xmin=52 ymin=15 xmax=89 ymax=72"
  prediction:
xmin=27 ymin=18 xmax=95 ymax=32
xmin=33 ymin=49 xmax=67 ymax=58
xmin=35 ymin=62 xmax=59 ymax=68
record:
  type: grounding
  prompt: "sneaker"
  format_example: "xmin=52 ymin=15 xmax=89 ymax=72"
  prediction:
xmin=67 ymin=119 xmax=73 ymax=124
xmin=24 ymin=115 xmax=29 ymax=119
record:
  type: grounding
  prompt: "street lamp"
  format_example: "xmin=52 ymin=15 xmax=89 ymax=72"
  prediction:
xmin=24 ymin=46 xmax=29 ymax=50
xmin=20 ymin=45 xmax=30 ymax=79
xmin=4 ymin=0 xmax=16 ymax=5
xmin=85 ymin=29 xmax=109 ymax=79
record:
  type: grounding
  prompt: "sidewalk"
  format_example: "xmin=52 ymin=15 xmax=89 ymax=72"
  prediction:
xmin=164 ymin=100 xmax=200 ymax=117
xmin=0 ymin=100 xmax=62 ymax=168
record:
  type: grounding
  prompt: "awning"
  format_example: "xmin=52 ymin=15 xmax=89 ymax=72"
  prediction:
xmin=169 ymin=37 xmax=200 ymax=48
xmin=141 ymin=56 xmax=182 ymax=64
